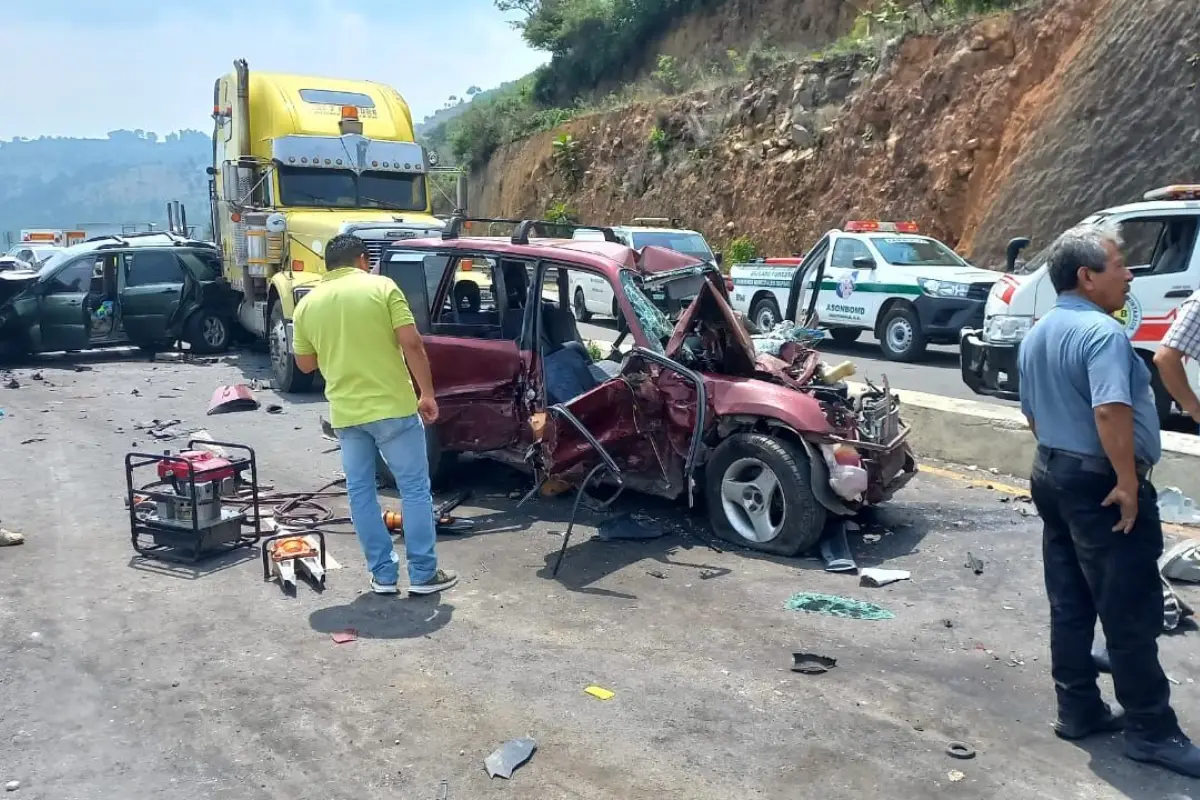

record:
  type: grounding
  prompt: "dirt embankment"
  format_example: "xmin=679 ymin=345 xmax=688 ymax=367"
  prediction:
xmin=473 ymin=0 xmax=1199 ymax=265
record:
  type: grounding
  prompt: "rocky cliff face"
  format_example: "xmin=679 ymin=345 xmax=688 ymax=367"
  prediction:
xmin=472 ymin=0 xmax=1199 ymax=265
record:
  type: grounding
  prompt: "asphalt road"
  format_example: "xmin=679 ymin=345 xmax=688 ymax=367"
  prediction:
xmin=2 ymin=350 xmax=1200 ymax=799
xmin=577 ymin=319 xmax=1015 ymax=407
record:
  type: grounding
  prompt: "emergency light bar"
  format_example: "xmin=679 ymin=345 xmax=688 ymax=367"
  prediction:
xmin=845 ymin=220 xmax=920 ymax=233
xmin=1144 ymin=185 xmax=1200 ymax=202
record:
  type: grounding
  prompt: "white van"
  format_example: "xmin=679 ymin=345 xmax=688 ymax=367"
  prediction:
xmin=960 ymin=185 xmax=1200 ymax=423
xmin=729 ymin=221 xmax=999 ymax=361
xmin=569 ymin=221 xmax=718 ymax=320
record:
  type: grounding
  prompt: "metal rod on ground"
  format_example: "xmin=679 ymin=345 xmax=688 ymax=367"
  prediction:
xmin=552 ymin=462 xmax=610 ymax=577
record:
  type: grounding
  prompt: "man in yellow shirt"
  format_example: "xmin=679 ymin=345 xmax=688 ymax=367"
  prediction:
xmin=293 ymin=235 xmax=456 ymax=595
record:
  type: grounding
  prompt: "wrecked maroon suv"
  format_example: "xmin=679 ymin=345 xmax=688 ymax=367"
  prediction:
xmin=377 ymin=218 xmax=917 ymax=556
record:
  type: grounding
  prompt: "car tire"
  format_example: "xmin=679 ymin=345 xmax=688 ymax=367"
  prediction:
xmin=374 ymin=425 xmax=456 ymax=491
xmin=186 ymin=312 xmax=231 ymax=355
xmin=705 ymin=432 xmax=827 ymax=557
xmin=829 ymin=328 xmax=861 ymax=344
xmin=879 ymin=306 xmax=928 ymax=362
xmin=269 ymin=302 xmax=315 ymax=393
xmin=573 ymin=287 xmax=592 ymax=322
xmin=750 ymin=297 xmax=781 ymax=331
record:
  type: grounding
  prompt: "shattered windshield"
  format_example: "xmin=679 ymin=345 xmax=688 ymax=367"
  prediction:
xmin=619 ymin=270 xmax=670 ymax=353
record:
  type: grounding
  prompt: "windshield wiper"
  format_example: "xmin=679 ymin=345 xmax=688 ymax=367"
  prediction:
xmin=359 ymin=196 xmax=417 ymax=212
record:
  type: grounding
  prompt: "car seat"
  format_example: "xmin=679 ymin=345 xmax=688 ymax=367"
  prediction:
xmin=452 ymin=279 xmax=489 ymax=325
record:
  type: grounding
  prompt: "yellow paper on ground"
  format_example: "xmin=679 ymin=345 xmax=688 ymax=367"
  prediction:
xmin=584 ymin=685 xmax=615 ymax=701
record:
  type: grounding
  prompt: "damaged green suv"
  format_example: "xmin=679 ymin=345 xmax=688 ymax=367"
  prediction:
xmin=0 ymin=233 xmax=241 ymax=358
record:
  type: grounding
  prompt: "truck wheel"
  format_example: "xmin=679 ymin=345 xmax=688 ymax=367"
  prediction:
xmin=269 ymin=303 xmax=314 ymax=393
xmin=573 ymin=287 xmax=592 ymax=322
xmin=374 ymin=425 xmax=456 ymax=491
xmin=879 ymin=306 xmax=928 ymax=362
xmin=186 ymin=312 xmax=231 ymax=354
xmin=705 ymin=432 xmax=827 ymax=556
xmin=750 ymin=297 xmax=781 ymax=331
xmin=829 ymin=328 xmax=861 ymax=344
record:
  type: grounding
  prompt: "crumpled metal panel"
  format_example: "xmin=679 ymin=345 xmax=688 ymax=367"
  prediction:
xmin=207 ymin=384 xmax=259 ymax=415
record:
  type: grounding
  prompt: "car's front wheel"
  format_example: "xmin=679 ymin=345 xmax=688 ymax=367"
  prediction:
xmin=879 ymin=306 xmax=928 ymax=362
xmin=705 ymin=432 xmax=827 ymax=556
xmin=829 ymin=328 xmax=861 ymax=344
xmin=750 ymin=297 xmax=781 ymax=331
xmin=573 ymin=287 xmax=592 ymax=322
xmin=269 ymin=302 xmax=314 ymax=393
xmin=186 ymin=312 xmax=231 ymax=354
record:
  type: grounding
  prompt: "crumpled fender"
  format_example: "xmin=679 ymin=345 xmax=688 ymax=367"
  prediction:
xmin=704 ymin=375 xmax=832 ymax=434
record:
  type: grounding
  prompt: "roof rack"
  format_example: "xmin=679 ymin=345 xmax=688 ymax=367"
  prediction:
xmin=511 ymin=219 xmax=620 ymax=246
xmin=631 ymin=217 xmax=683 ymax=228
xmin=441 ymin=216 xmax=525 ymax=240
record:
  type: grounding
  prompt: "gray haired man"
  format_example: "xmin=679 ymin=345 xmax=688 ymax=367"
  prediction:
xmin=1018 ymin=220 xmax=1200 ymax=777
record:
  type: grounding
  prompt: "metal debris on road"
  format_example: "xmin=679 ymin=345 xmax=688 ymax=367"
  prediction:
xmin=4 ymin=378 xmax=19 ymax=389
xmin=436 ymin=779 xmax=448 ymax=800
xmin=206 ymin=384 xmax=260 ymax=415
xmin=0 ymin=529 xmax=25 ymax=547
xmin=785 ymin=592 xmax=895 ymax=620
xmin=585 ymin=685 xmax=615 ymax=700
xmin=5 ymin=779 xmax=19 ymax=792
xmin=266 ymin=404 xmax=284 ymax=414
xmin=862 ymin=533 xmax=881 ymax=544
xmin=484 ymin=737 xmax=537 ymax=779
xmin=596 ymin=513 xmax=663 ymax=541
xmin=1159 ymin=487 xmax=1200 ymax=525
xmin=646 ymin=569 xmax=666 ymax=579
xmin=965 ymin=553 xmax=984 ymax=575
xmin=19 ymin=437 xmax=45 ymax=445
xmin=946 ymin=741 xmax=976 ymax=760
xmin=331 ymin=629 xmax=358 ymax=644
xmin=859 ymin=568 xmax=911 ymax=587
xmin=791 ymin=652 xmax=837 ymax=674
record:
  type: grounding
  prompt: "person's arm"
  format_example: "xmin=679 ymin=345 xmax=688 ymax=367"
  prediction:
xmin=1154 ymin=299 xmax=1200 ymax=421
xmin=292 ymin=306 xmax=319 ymax=374
xmin=1087 ymin=330 xmax=1140 ymax=532
xmin=1017 ymin=341 xmax=1035 ymax=436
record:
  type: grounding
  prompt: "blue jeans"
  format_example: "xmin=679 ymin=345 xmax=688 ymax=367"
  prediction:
xmin=335 ymin=414 xmax=437 ymax=586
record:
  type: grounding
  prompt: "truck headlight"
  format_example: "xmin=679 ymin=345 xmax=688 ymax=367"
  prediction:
xmin=917 ymin=278 xmax=970 ymax=298
xmin=293 ymin=287 xmax=313 ymax=306
xmin=984 ymin=314 xmax=1033 ymax=344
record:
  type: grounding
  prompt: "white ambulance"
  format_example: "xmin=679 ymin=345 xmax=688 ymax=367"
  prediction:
xmin=960 ymin=184 xmax=1200 ymax=423
xmin=729 ymin=221 xmax=1000 ymax=361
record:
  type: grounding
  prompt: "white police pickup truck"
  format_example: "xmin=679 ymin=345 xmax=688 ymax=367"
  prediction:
xmin=569 ymin=220 xmax=719 ymax=320
xmin=961 ymin=184 xmax=1200 ymax=423
xmin=729 ymin=221 xmax=999 ymax=362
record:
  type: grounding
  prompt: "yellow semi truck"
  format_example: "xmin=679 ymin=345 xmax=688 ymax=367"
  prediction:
xmin=209 ymin=59 xmax=451 ymax=391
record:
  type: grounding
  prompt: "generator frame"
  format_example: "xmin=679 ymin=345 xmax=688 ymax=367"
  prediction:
xmin=125 ymin=439 xmax=262 ymax=563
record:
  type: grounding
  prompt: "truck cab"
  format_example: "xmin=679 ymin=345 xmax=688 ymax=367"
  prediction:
xmin=210 ymin=59 xmax=446 ymax=391
xmin=960 ymin=185 xmax=1200 ymax=424
xmin=730 ymin=221 xmax=997 ymax=361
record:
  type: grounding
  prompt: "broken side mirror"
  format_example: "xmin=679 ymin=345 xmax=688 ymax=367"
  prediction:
xmin=852 ymin=256 xmax=876 ymax=271
xmin=1005 ymin=237 xmax=1031 ymax=273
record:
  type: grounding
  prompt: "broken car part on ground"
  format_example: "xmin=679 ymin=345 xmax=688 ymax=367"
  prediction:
xmin=371 ymin=217 xmax=917 ymax=558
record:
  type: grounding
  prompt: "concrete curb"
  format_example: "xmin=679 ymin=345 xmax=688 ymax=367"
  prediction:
xmin=849 ymin=381 xmax=1200 ymax=499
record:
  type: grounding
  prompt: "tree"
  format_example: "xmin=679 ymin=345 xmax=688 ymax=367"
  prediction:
xmin=467 ymin=86 xmax=482 ymax=97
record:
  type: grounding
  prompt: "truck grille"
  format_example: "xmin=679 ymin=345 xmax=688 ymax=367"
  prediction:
xmin=859 ymin=392 xmax=901 ymax=445
xmin=363 ymin=240 xmax=386 ymax=270
xmin=968 ymin=283 xmax=995 ymax=302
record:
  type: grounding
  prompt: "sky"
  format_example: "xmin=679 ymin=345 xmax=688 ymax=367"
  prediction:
xmin=1 ymin=0 xmax=548 ymax=140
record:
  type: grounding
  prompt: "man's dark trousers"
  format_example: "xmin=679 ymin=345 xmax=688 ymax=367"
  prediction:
xmin=1031 ymin=447 xmax=1179 ymax=740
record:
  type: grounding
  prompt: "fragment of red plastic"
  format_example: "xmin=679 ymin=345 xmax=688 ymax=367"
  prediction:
xmin=207 ymin=384 xmax=259 ymax=415
xmin=331 ymin=629 xmax=359 ymax=644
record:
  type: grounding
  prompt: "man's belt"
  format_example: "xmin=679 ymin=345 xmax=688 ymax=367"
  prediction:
xmin=1037 ymin=446 xmax=1152 ymax=479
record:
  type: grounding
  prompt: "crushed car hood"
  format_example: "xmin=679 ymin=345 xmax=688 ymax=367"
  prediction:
xmin=0 ymin=270 xmax=38 ymax=307
xmin=665 ymin=275 xmax=758 ymax=373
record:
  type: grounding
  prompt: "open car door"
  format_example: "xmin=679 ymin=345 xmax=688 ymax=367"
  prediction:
xmin=380 ymin=249 xmax=524 ymax=453
xmin=540 ymin=347 xmax=707 ymax=502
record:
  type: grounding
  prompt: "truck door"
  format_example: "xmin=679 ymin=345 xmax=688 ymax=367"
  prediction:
xmin=380 ymin=250 xmax=524 ymax=453
xmin=783 ymin=235 xmax=832 ymax=324
xmin=120 ymin=250 xmax=185 ymax=345
xmin=1117 ymin=213 xmax=1200 ymax=349
xmin=823 ymin=235 xmax=876 ymax=329
xmin=37 ymin=255 xmax=96 ymax=352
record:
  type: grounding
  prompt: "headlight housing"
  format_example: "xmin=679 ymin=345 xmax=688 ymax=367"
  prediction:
xmin=293 ymin=286 xmax=313 ymax=307
xmin=917 ymin=277 xmax=970 ymax=298
xmin=984 ymin=314 xmax=1033 ymax=344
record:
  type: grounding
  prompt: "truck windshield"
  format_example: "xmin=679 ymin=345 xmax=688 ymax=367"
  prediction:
xmin=277 ymin=166 xmax=428 ymax=211
xmin=870 ymin=236 xmax=970 ymax=267
xmin=631 ymin=232 xmax=714 ymax=262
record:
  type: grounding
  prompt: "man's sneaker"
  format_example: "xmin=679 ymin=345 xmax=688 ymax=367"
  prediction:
xmin=0 ymin=529 xmax=24 ymax=547
xmin=1054 ymin=703 xmax=1125 ymax=740
xmin=409 ymin=569 xmax=458 ymax=595
xmin=370 ymin=579 xmax=399 ymax=595
xmin=1126 ymin=734 xmax=1200 ymax=778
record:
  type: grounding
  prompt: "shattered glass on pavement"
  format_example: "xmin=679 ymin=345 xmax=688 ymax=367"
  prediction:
xmin=751 ymin=321 xmax=825 ymax=356
xmin=785 ymin=592 xmax=895 ymax=620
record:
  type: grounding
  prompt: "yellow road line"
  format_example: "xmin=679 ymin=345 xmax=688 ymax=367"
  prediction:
xmin=920 ymin=464 xmax=1199 ymax=538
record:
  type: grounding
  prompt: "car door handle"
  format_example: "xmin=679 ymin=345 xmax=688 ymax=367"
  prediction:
xmin=1165 ymin=290 xmax=1193 ymax=299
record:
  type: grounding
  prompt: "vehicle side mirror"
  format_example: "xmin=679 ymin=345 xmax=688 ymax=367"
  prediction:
xmin=1005 ymin=237 xmax=1031 ymax=273
xmin=714 ymin=251 xmax=724 ymax=267
xmin=852 ymin=256 xmax=876 ymax=271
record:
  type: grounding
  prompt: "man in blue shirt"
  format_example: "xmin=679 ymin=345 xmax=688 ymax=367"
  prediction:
xmin=1019 ymin=220 xmax=1200 ymax=777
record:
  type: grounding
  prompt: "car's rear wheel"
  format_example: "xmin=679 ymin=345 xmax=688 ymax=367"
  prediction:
xmin=829 ymin=328 xmax=861 ymax=344
xmin=705 ymin=433 xmax=827 ymax=556
xmin=879 ymin=306 xmax=928 ymax=362
xmin=573 ymin=287 xmax=592 ymax=322
xmin=186 ymin=312 xmax=231 ymax=354
xmin=750 ymin=297 xmax=781 ymax=331
xmin=269 ymin=302 xmax=314 ymax=393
